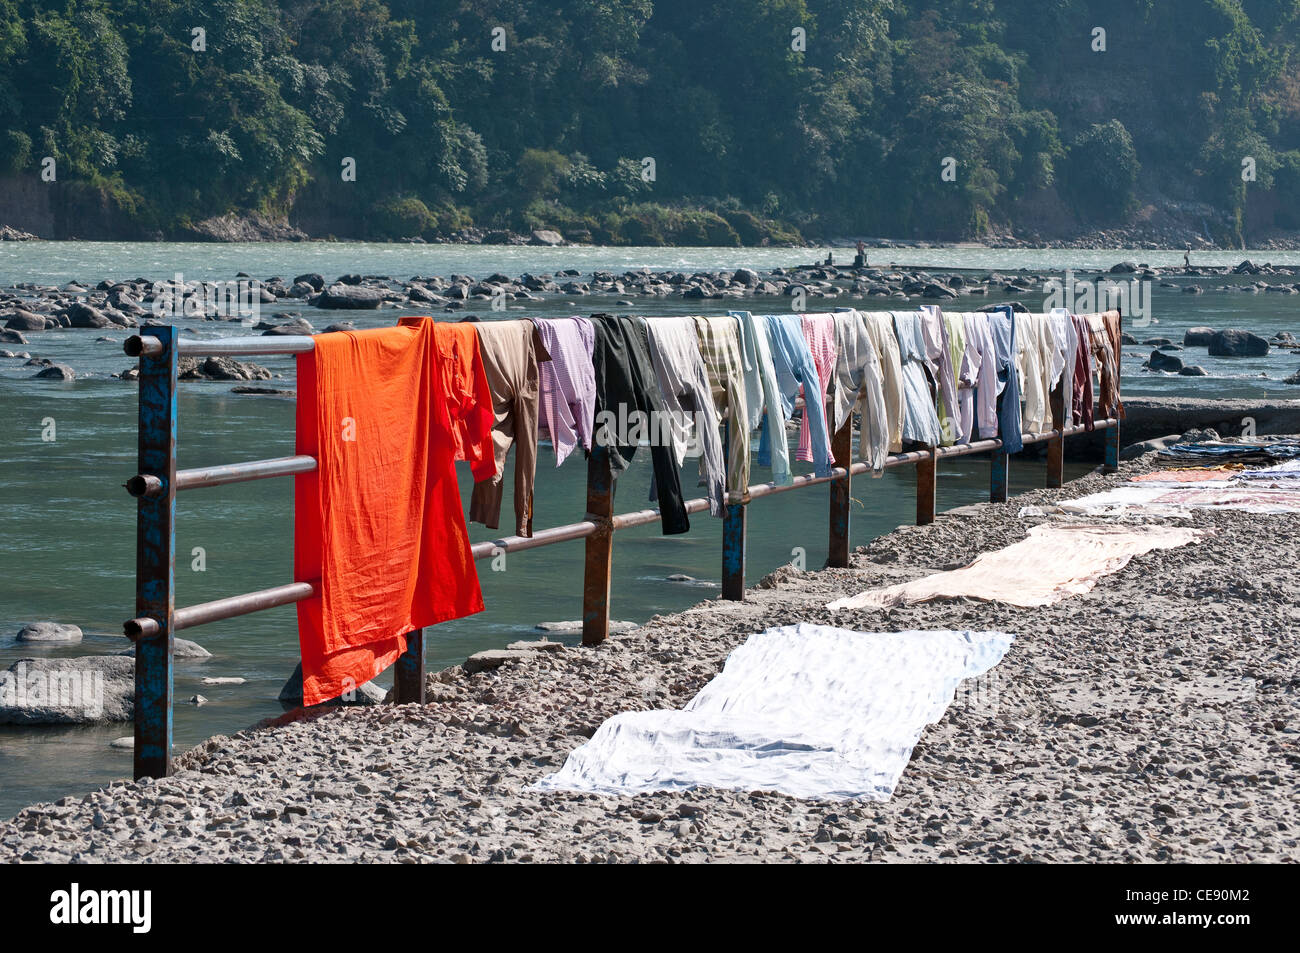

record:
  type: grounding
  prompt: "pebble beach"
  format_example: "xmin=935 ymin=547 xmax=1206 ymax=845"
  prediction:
xmin=3 ymin=450 xmax=1295 ymax=864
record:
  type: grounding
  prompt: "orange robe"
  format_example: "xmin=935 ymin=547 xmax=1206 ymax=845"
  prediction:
xmin=294 ymin=317 xmax=495 ymax=705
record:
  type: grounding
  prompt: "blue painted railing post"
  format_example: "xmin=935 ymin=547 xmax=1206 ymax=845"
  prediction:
xmin=133 ymin=326 xmax=178 ymax=780
xmin=990 ymin=445 xmax=1009 ymax=503
xmin=582 ymin=444 xmax=615 ymax=644
xmin=721 ymin=421 xmax=746 ymax=599
xmin=393 ymin=629 xmax=425 ymax=704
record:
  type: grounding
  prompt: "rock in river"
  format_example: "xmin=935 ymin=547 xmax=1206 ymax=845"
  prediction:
xmin=15 ymin=622 xmax=83 ymax=644
xmin=0 ymin=656 xmax=134 ymax=724
xmin=316 ymin=284 xmax=384 ymax=310
xmin=1208 ymin=329 xmax=1270 ymax=357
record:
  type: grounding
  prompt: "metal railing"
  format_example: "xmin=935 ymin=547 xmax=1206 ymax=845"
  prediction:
xmin=121 ymin=315 xmax=1122 ymax=779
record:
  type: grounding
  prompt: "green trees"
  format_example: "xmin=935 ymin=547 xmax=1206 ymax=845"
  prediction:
xmin=1061 ymin=120 xmax=1141 ymax=221
xmin=0 ymin=0 xmax=1297 ymax=242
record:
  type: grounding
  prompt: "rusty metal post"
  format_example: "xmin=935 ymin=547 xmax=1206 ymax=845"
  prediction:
xmin=1047 ymin=383 xmax=1065 ymax=489
xmin=1104 ymin=309 xmax=1123 ymax=472
xmin=582 ymin=444 xmax=615 ymax=645
xmin=393 ymin=629 xmax=425 ymax=704
xmin=916 ymin=446 xmax=937 ymax=525
xmin=828 ymin=418 xmax=853 ymax=568
xmin=132 ymin=324 xmax=177 ymax=780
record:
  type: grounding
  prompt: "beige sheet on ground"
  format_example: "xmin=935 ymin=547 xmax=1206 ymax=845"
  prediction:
xmin=827 ymin=523 xmax=1202 ymax=610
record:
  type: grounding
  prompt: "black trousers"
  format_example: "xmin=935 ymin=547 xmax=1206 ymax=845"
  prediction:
xmin=588 ymin=315 xmax=690 ymax=535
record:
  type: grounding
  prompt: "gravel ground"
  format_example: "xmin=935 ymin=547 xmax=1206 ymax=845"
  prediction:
xmin=2 ymin=453 xmax=1297 ymax=863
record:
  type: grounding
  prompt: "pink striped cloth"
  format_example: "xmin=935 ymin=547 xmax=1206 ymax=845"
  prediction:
xmin=530 ymin=316 xmax=596 ymax=466
xmin=797 ymin=314 xmax=837 ymax=462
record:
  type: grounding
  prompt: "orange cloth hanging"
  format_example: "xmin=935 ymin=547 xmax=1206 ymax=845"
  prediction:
xmin=294 ymin=317 xmax=495 ymax=705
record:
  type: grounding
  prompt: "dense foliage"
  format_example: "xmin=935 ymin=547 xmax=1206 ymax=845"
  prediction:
xmin=1 ymin=0 xmax=1298 ymax=243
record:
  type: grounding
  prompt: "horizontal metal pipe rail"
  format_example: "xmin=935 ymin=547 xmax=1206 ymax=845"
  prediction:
xmin=122 ymin=314 xmax=1123 ymax=780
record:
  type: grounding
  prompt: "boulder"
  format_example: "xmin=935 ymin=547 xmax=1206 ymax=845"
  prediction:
xmin=4 ymin=310 xmax=46 ymax=332
xmin=1179 ymin=365 xmax=1209 ymax=376
xmin=293 ymin=272 xmax=325 ymax=290
xmin=529 ymin=229 xmax=564 ymax=246
xmin=33 ymin=363 xmax=75 ymax=380
xmin=0 ymin=329 xmax=28 ymax=345
xmin=63 ymin=302 xmax=113 ymax=328
xmin=1183 ymin=326 xmax=1215 ymax=347
xmin=1232 ymin=259 xmax=1260 ymax=275
xmin=15 ymin=622 xmax=83 ymax=644
xmin=1207 ymin=329 xmax=1269 ymax=357
xmin=178 ymin=356 xmax=272 ymax=381
xmin=731 ymin=267 xmax=760 ymax=287
xmin=114 ymin=637 xmax=211 ymax=659
xmin=317 ymin=284 xmax=384 ymax=309
xmin=277 ymin=662 xmax=384 ymax=706
xmin=0 ymin=656 xmax=135 ymax=724
xmin=1109 ymin=261 xmax=1139 ymax=273
xmin=1146 ymin=349 xmax=1183 ymax=373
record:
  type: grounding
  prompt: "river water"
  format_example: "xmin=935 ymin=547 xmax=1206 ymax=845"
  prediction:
xmin=2 ymin=242 xmax=1298 ymax=817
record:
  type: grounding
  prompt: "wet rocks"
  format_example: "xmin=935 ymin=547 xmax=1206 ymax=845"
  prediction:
xmin=1183 ymin=327 xmax=1216 ymax=346
xmin=316 ymin=284 xmax=384 ymax=309
xmin=1208 ymin=329 xmax=1270 ymax=357
xmin=3 ymin=310 xmax=48 ymax=332
xmin=32 ymin=363 xmax=75 ymax=381
xmin=15 ymin=622 xmax=83 ymax=644
xmin=1146 ymin=349 xmax=1184 ymax=373
xmin=0 ymin=656 xmax=134 ymax=724
xmin=177 ymin=356 xmax=272 ymax=382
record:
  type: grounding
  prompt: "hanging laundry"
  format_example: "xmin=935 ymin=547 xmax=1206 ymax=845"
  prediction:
xmin=467 ymin=319 xmax=549 ymax=538
xmin=530 ymin=316 xmax=596 ymax=467
xmin=829 ymin=310 xmax=889 ymax=474
xmin=891 ymin=310 xmax=944 ymax=447
xmin=694 ymin=315 xmax=751 ymax=502
xmin=986 ymin=306 xmax=1023 ymax=454
xmin=1070 ymin=313 xmax=1095 ymax=431
xmin=294 ymin=317 xmax=494 ymax=706
xmin=645 ymin=316 xmax=726 ymax=516
xmin=962 ymin=311 xmax=999 ymax=441
xmin=589 ymin=314 xmax=690 ymax=535
xmin=941 ymin=309 xmax=970 ymax=443
xmin=1101 ymin=309 xmax=1125 ymax=420
xmin=797 ymin=313 xmax=837 ymax=464
xmin=763 ymin=314 xmax=833 ymax=477
xmin=1047 ymin=309 xmax=1072 ymax=429
xmin=919 ymin=306 xmax=958 ymax=445
xmin=1085 ymin=310 xmax=1124 ymax=419
xmin=859 ymin=311 xmax=904 ymax=453
xmin=1014 ymin=311 xmax=1050 ymax=436
xmin=731 ymin=310 xmax=789 ymax=486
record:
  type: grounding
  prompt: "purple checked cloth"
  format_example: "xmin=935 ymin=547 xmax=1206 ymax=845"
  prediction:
xmin=530 ymin=316 xmax=596 ymax=465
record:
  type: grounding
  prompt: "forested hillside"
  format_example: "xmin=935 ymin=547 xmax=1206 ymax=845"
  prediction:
xmin=1 ymin=0 xmax=1298 ymax=244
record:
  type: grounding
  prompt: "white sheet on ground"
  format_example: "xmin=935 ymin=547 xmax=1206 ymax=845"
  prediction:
xmin=827 ymin=523 xmax=1201 ymax=610
xmin=1240 ymin=459 xmax=1300 ymax=480
xmin=1060 ymin=482 xmax=1300 ymax=515
xmin=534 ymin=624 xmax=1013 ymax=801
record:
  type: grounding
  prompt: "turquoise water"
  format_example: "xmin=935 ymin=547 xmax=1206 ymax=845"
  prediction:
xmin=1 ymin=243 xmax=1298 ymax=817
